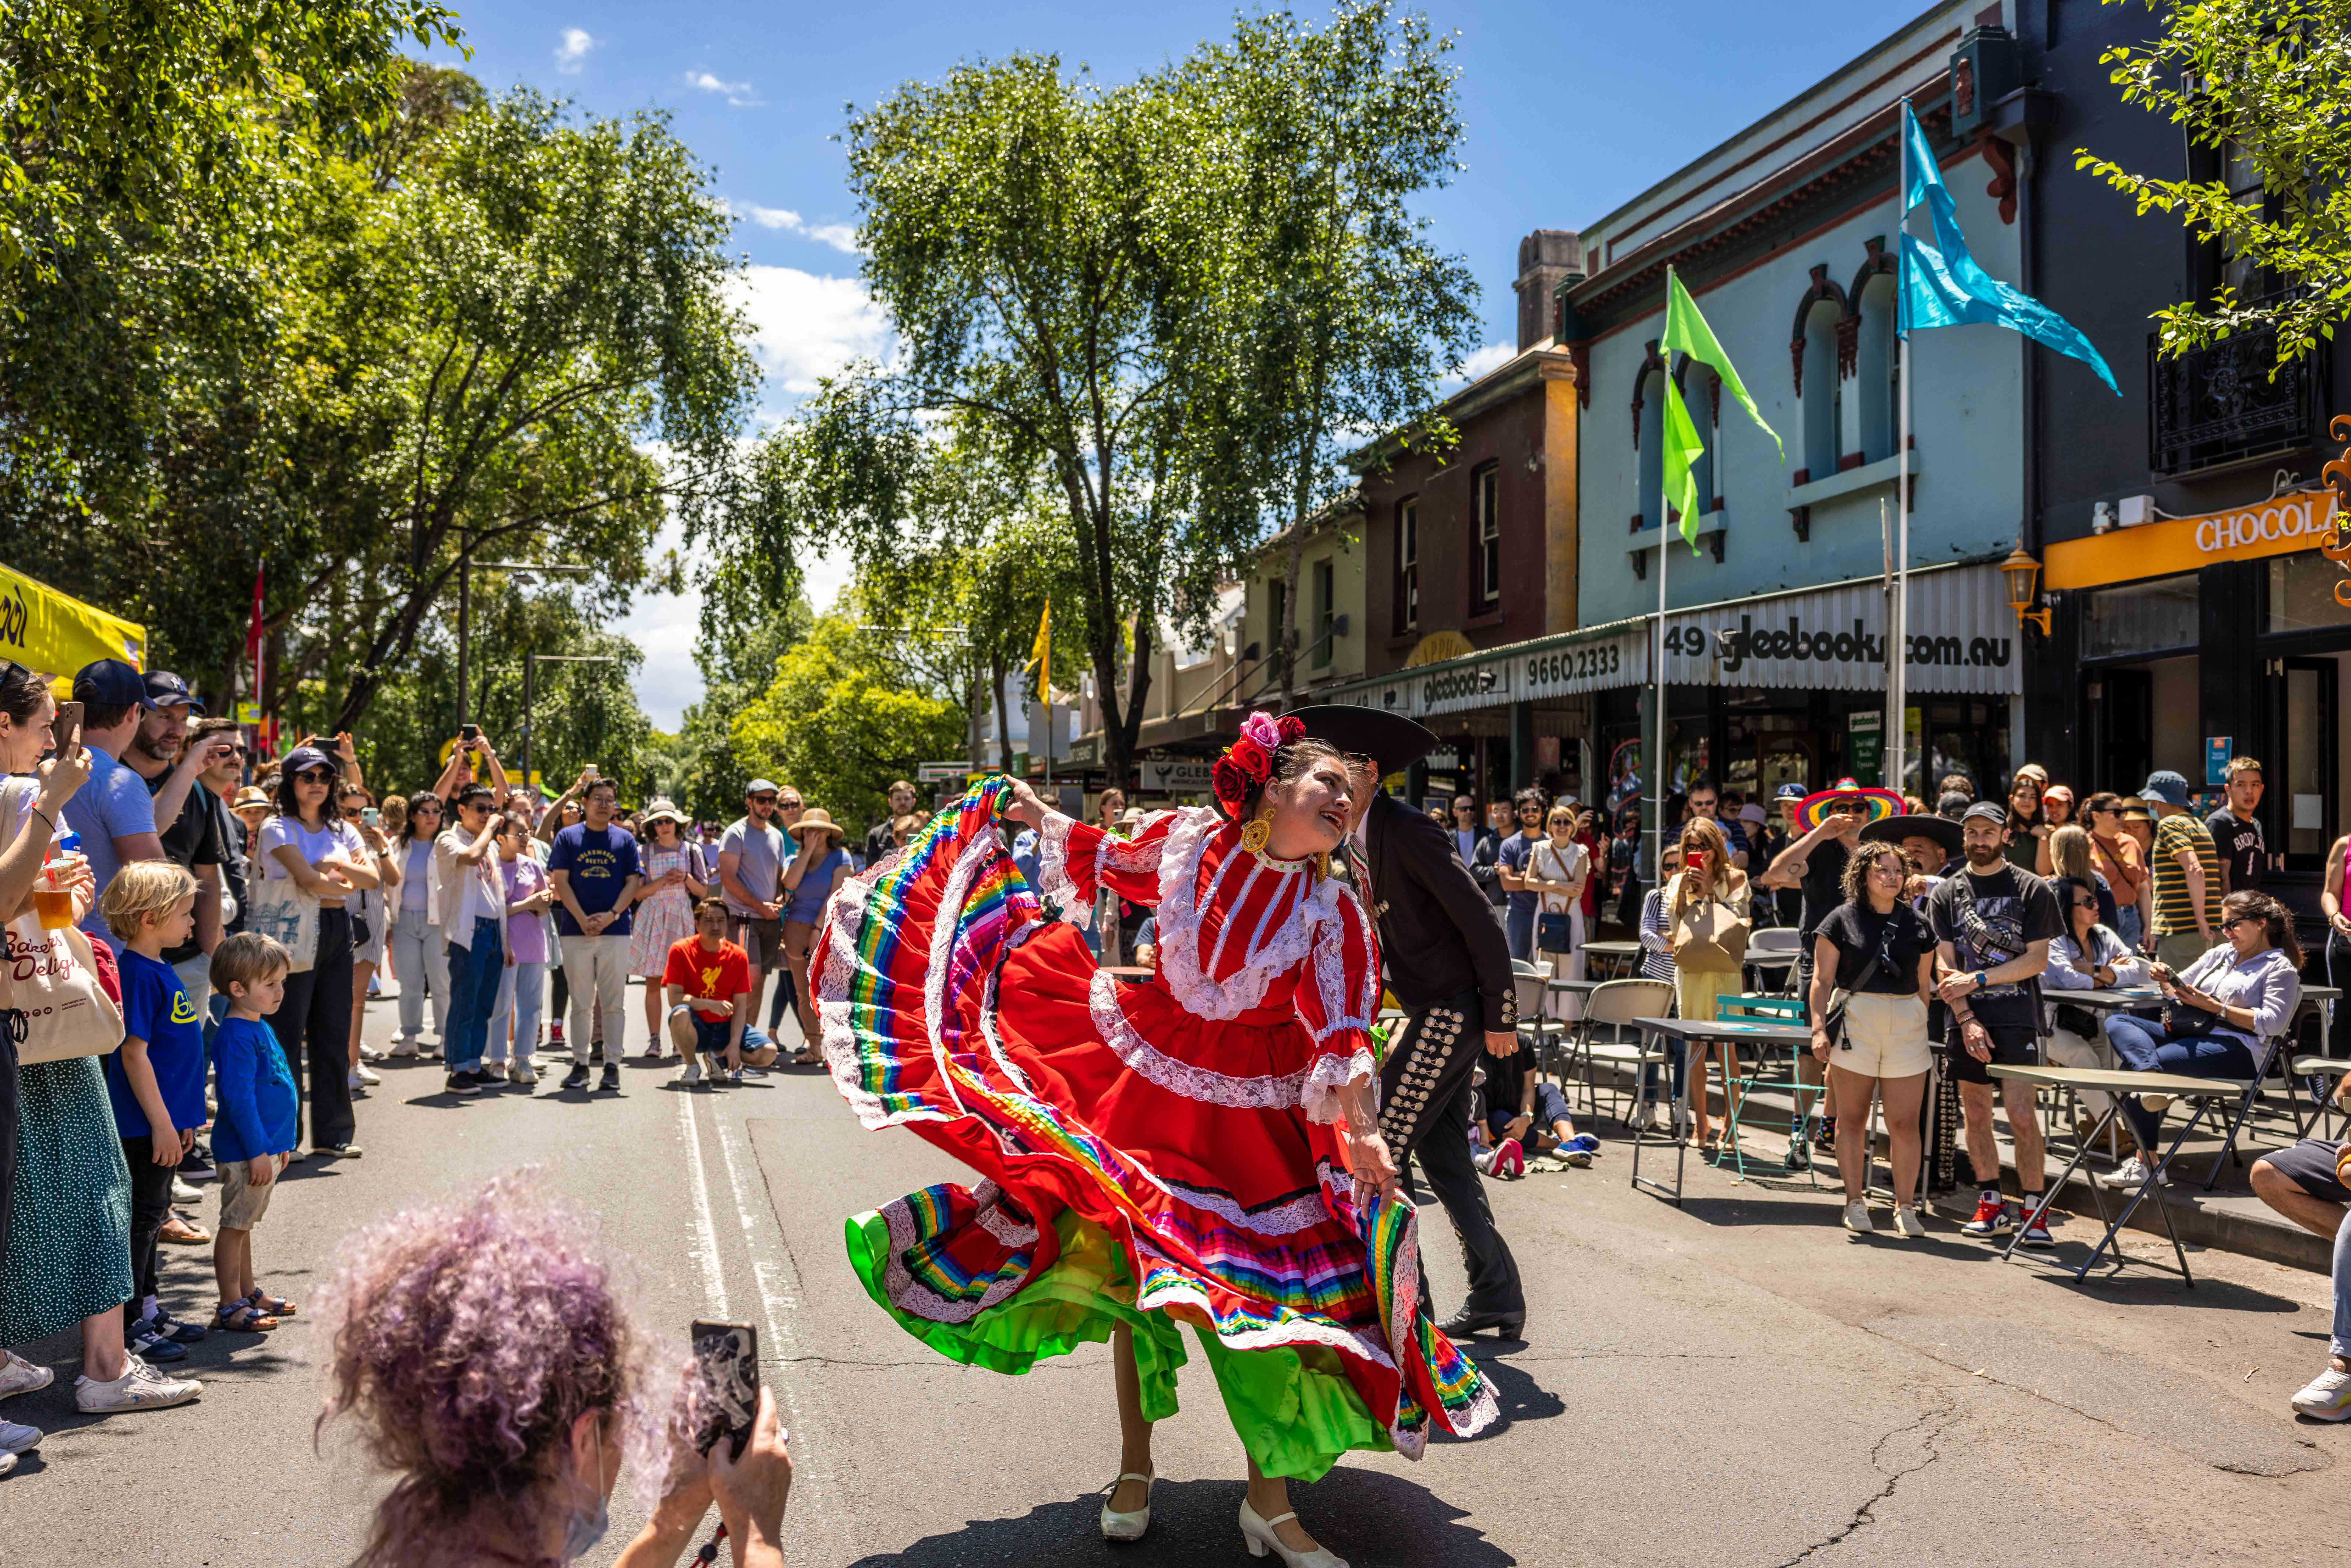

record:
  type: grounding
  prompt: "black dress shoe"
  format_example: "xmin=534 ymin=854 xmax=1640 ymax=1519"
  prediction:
xmin=1437 ymin=1306 xmax=1525 ymax=1340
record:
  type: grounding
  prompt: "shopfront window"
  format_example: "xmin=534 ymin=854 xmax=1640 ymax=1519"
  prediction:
xmin=2268 ymin=553 xmax=2351 ymax=634
xmin=2081 ymin=574 xmax=2198 ymax=661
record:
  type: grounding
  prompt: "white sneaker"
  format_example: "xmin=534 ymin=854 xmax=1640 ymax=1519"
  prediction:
xmin=1893 ymin=1205 xmax=1927 ymax=1238
xmin=389 ymin=1039 xmax=418 ymax=1058
xmin=0 ymin=1417 xmax=38 ymax=1453
xmin=2139 ymin=1093 xmax=2172 ymax=1116
xmin=1630 ymin=1103 xmax=1659 ymax=1133
xmin=170 ymin=1177 xmax=202 ymax=1203
xmin=0 ymin=1351 xmax=54 ymax=1401
xmin=675 ymin=1060 xmax=703 ymax=1086
xmin=2097 ymin=1156 xmax=2159 ymax=1190
xmin=2290 ymin=1363 xmax=2351 ymax=1421
xmin=508 ymin=1059 xmax=536 ymax=1086
xmin=1842 ymin=1200 xmax=1874 ymax=1235
xmin=76 ymin=1360 xmax=201 ymax=1413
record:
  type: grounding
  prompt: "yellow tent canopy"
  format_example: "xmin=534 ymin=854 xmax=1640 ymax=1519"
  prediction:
xmin=0 ymin=563 xmax=146 ymax=691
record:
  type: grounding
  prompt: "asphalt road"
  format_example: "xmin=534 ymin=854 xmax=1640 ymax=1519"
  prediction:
xmin=4 ymin=978 xmax=2350 ymax=1565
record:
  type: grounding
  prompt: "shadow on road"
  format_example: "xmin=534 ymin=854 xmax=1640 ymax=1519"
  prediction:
xmin=842 ymin=1470 xmax=1512 ymax=1567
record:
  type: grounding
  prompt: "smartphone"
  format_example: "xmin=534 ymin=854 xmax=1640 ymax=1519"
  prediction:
xmin=361 ymin=807 xmax=380 ymax=828
xmin=458 ymin=722 xmax=480 ymax=744
xmin=52 ymin=701 xmax=82 ymax=760
xmin=690 ymin=1320 xmax=759 ymax=1459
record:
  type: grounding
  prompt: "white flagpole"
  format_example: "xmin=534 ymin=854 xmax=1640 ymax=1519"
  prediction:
xmin=1890 ymin=99 xmax=1913 ymax=800
xmin=1652 ymin=268 xmax=1673 ymax=884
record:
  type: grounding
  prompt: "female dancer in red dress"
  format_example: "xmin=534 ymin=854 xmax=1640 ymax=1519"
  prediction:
xmin=819 ymin=715 xmax=1495 ymax=1566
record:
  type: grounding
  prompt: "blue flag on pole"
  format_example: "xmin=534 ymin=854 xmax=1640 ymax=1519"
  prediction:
xmin=1898 ymin=103 xmax=2118 ymax=394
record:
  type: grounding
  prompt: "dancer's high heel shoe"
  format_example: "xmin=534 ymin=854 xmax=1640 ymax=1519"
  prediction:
xmin=1099 ymin=1472 xmax=1153 ymax=1542
xmin=1240 ymin=1499 xmax=1348 ymax=1567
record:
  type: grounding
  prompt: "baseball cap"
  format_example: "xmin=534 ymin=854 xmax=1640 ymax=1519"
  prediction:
xmin=142 ymin=670 xmax=205 ymax=712
xmin=2140 ymin=770 xmax=2190 ymax=808
xmin=72 ymin=658 xmax=155 ymax=710
xmin=282 ymin=744 xmax=341 ymax=778
xmin=1774 ymin=783 xmax=1806 ymax=801
xmin=1936 ymin=791 xmax=1973 ymax=820
xmin=1961 ymin=801 xmax=2009 ymax=828
xmin=746 ymin=778 xmax=780 ymax=797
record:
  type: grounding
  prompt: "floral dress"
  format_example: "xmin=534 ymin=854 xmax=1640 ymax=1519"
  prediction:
xmin=629 ymin=842 xmax=702 ymax=977
xmin=820 ymin=779 xmax=1495 ymax=1481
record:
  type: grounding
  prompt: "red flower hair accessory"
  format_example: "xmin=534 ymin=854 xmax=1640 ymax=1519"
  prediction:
xmin=1211 ymin=711 xmax=1305 ymax=819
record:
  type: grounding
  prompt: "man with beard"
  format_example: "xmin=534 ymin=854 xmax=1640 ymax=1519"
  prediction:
xmin=1928 ymin=802 xmax=2062 ymax=1246
xmin=119 ymin=673 xmax=240 ymax=1013
xmin=1293 ymin=705 xmax=1525 ymax=1341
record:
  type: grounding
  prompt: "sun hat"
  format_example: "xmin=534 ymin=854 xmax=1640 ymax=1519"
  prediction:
xmin=2119 ymin=796 xmax=2154 ymax=823
xmin=788 ymin=807 xmax=842 ymax=841
xmin=1861 ymin=812 xmax=1962 ymax=859
xmin=641 ymin=798 xmax=688 ymax=826
xmin=1287 ymin=704 xmax=1441 ymax=777
xmin=1738 ymin=802 xmax=1768 ymax=826
xmin=1794 ymin=778 xmax=1903 ymax=832
xmin=2140 ymin=770 xmax=2190 ymax=808
xmin=233 ymin=786 xmax=270 ymax=811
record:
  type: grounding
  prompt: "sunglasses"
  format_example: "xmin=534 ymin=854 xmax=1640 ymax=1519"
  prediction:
xmin=2072 ymin=897 xmax=2099 ymax=910
xmin=2222 ymin=914 xmax=2260 ymax=931
xmin=295 ymin=769 xmax=333 ymax=783
xmin=339 ymin=805 xmax=364 ymax=818
xmin=779 ymin=799 xmax=804 ymax=810
xmin=749 ymin=793 xmax=778 ymax=804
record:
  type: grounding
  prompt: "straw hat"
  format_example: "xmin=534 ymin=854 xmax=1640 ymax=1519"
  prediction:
xmin=1794 ymin=778 xmax=1904 ymax=832
xmin=233 ymin=786 xmax=270 ymax=812
xmin=641 ymin=797 xmax=689 ymax=826
xmin=788 ymin=807 xmax=842 ymax=843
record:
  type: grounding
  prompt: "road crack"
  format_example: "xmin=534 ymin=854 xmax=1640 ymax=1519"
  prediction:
xmin=1773 ymin=1394 xmax=1959 ymax=1567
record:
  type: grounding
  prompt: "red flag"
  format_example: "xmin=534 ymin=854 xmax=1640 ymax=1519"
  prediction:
xmin=246 ymin=566 xmax=271 ymax=752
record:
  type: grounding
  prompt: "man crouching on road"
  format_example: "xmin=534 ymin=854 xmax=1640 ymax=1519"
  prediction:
xmin=2251 ymin=1108 xmax=2351 ymax=1421
xmin=665 ymin=896 xmax=780 ymax=1087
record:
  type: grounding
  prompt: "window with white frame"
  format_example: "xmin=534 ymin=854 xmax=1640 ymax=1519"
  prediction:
xmin=1395 ymin=497 xmax=1419 ymax=633
xmin=1472 ymin=463 xmax=1500 ymax=611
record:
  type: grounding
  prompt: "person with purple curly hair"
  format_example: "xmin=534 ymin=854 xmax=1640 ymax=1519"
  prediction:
xmin=315 ymin=1173 xmax=790 ymax=1566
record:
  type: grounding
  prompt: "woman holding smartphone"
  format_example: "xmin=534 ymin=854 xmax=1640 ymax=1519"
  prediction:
xmin=2098 ymin=888 xmax=2301 ymax=1189
xmin=260 ymin=744 xmax=380 ymax=1156
xmin=338 ymin=782 xmax=393 ymax=1091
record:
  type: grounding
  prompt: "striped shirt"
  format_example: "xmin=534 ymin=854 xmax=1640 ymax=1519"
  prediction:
xmin=2151 ymin=811 xmax=2216 ymax=936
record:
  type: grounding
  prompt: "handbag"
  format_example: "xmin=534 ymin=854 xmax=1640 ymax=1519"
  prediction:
xmin=246 ymin=869 xmax=321 ymax=973
xmin=1669 ymin=875 xmax=1751 ymax=971
xmin=1820 ymin=915 xmax=1896 ymax=1051
xmin=1533 ymin=840 xmax=1578 ymax=951
xmin=0 ymin=777 xmax=124 ymax=1064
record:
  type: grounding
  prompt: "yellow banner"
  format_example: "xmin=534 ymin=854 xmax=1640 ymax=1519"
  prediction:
xmin=0 ymin=564 xmax=146 ymax=689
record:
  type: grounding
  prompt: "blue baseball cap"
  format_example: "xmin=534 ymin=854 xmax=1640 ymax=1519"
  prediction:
xmin=1774 ymin=783 xmax=1807 ymax=801
xmin=72 ymin=658 xmax=155 ymax=710
xmin=2140 ymin=770 xmax=2190 ymax=808
xmin=142 ymin=670 xmax=204 ymax=712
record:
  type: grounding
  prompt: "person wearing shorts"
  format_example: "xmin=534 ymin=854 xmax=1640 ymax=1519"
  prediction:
xmin=1808 ymin=841 xmax=1936 ymax=1236
xmin=718 ymin=780 xmax=794 ymax=1040
xmin=1930 ymin=802 xmax=2063 ymax=1244
xmin=208 ymin=934 xmax=301 ymax=1332
xmin=2253 ymin=1130 xmax=2351 ymax=1420
xmin=663 ymin=898 xmax=779 ymax=1085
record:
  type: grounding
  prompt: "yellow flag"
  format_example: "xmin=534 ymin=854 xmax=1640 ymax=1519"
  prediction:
xmin=1027 ymin=600 xmax=1050 ymax=675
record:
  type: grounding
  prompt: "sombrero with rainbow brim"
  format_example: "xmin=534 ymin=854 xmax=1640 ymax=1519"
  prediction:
xmin=1795 ymin=778 xmax=1904 ymax=832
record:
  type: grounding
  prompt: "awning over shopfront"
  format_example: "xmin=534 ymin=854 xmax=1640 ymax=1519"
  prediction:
xmin=0 ymin=564 xmax=146 ymax=687
xmin=2045 ymin=490 xmax=2337 ymax=590
xmin=1314 ymin=560 xmax=2019 ymax=718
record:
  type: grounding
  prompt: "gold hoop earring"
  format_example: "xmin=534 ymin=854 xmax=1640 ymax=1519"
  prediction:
xmin=1240 ymin=798 xmax=1274 ymax=855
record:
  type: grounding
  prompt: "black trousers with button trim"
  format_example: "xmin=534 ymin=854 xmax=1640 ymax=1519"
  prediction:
xmin=1378 ymin=990 xmax=1523 ymax=1317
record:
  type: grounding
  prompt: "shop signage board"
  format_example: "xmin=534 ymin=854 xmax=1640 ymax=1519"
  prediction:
xmin=2046 ymin=491 xmax=2338 ymax=590
xmin=917 ymin=761 xmax=972 ymax=782
xmin=2205 ymin=737 xmax=2231 ymax=787
xmin=1848 ymin=710 xmax=1884 ymax=785
xmin=1659 ymin=564 xmax=2020 ymax=695
xmin=1140 ymin=758 xmax=1214 ymax=793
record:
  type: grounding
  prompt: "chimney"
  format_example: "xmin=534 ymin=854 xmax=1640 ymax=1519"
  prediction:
xmin=1514 ymin=229 xmax=1584 ymax=351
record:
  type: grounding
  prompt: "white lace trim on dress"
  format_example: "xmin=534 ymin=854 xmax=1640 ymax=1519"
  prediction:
xmin=1297 ymin=1048 xmax=1377 ymax=1125
xmin=1156 ymin=1176 xmax=1332 ymax=1237
xmin=1087 ymin=969 xmax=1306 ymax=1109
xmin=1036 ymin=813 xmax=1090 ymax=926
xmin=878 ymin=1187 xmax=1028 ymax=1325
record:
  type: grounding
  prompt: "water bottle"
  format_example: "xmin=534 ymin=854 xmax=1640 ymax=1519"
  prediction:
xmin=36 ymin=827 xmax=80 ymax=930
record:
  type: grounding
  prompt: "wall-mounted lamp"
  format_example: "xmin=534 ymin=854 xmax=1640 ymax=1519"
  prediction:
xmin=2000 ymin=546 xmax=2052 ymax=636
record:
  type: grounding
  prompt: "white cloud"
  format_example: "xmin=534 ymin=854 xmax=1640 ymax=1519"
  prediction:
xmin=553 ymin=28 xmax=595 ymax=75
xmin=1452 ymin=341 xmax=1516 ymax=382
xmin=725 ymin=199 xmax=860 ymax=255
xmin=728 ymin=264 xmax=890 ymax=396
xmin=685 ymin=70 xmax=761 ymax=108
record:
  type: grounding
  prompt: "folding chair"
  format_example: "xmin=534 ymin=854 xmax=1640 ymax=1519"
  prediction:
xmin=1510 ymin=960 xmax=1564 ymax=1076
xmin=1575 ymin=978 xmax=1674 ymax=1128
xmin=2200 ymin=1030 xmax=2288 ymax=1192
xmin=1746 ymin=926 xmax=1803 ymax=999
xmin=1714 ymin=995 xmax=1822 ymax=1185
xmin=2291 ymin=1055 xmax=2351 ymax=1143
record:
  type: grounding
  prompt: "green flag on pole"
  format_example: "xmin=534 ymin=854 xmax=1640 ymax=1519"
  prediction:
xmin=1658 ymin=268 xmax=1784 ymax=551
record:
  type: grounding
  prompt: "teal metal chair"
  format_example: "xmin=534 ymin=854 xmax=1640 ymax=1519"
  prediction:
xmin=1714 ymin=994 xmax=1822 ymax=1186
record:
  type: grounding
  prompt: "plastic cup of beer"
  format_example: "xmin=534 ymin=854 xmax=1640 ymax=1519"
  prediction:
xmin=34 ymin=875 xmax=73 ymax=929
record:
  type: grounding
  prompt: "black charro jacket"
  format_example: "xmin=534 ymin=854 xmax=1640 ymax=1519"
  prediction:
xmin=1355 ymin=792 xmax=1517 ymax=1034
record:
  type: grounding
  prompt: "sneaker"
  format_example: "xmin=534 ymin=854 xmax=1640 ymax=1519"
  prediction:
xmin=600 ymin=1062 xmax=621 ymax=1092
xmin=1629 ymin=1103 xmax=1661 ymax=1133
xmin=507 ymin=1059 xmax=537 ymax=1086
xmin=75 ymin=1360 xmax=202 ymax=1414
xmin=563 ymin=1064 xmax=590 ymax=1091
xmin=2018 ymin=1213 xmax=2056 ymax=1249
xmin=347 ymin=1067 xmax=369 ymax=1092
xmin=1783 ymin=1137 xmax=1811 ymax=1172
xmin=1961 ymin=1193 xmax=2014 ymax=1237
xmin=1491 ymin=1138 xmax=1525 ymax=1179
xmin=675 ymin=1060 xmax=704 ymax=1087
xmin=1842 ymin=1200 xmax=1874 ymax=1235
xmin=2097 ymin=1156 xmax=2159 ymax=1190
xmin=0 ymin=1351 xmax=55 ymax=1401
xmin=643 ymin=1044 xmax=665 ymax=1062
xmin=2290 ymin=1363 xmax=2351 ymax=1422
xmin=1560 ymin=1133 xmax=1602 ymax=1159
xmin=1471 ymin=1144 xmax=1497 ymax=1175
xmin=390 ymin=1039 xmax=418 ymax=1058
xmin=352 ymin=1062 xmax=381 ymax=1086
xmin=2139 ymin=1093 xmax=2172 ymax=1116
xmin=443 ymin=1072 xmax=480 ymax=1098
xmin=1893 ymin=1205 xmax=1927 ymax=1238
xmin=1813 ymin=1117 xmax=1837 ymax=1154
xmin=0 ymin=1417 xmax=39 ymax=1453
xmin=313 ymin=1141 xmax=363 ymax=1159
xmin=128 ymin=1320 xmax=188 ymax=1363
xmin=170 ymin=1176 xmax=202 ymax=1203
xmin=151 ymin=1309 xmax=206 ymax=1345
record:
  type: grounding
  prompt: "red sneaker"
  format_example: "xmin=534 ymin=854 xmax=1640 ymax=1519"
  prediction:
xmin=1493 ymin=1138 xmax=1525 ymax=1179
xmin=1961 ymin=1193 xmax=2015 ymax=1237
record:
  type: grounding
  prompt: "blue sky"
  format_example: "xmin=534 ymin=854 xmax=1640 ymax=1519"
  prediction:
xmin=432 ymin=2 xmax=1912 ymax=725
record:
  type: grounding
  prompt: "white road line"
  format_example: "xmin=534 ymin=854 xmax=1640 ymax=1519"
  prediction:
xmin=678 ymin=1089 xmax=731 ymax=1320
xmin=716 ymin=1113 xmax=802 ymax=1358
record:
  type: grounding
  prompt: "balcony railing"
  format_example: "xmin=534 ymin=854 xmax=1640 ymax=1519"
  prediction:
xmin=2148 ymin=308 xmax=2327 ymax=476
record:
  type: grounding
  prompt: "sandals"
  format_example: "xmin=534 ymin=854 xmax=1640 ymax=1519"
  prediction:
xmin=217 ymin=1301 xmax=279 ymax=1332
xmin=245 ymin=1288 xmax=298 ymax=1318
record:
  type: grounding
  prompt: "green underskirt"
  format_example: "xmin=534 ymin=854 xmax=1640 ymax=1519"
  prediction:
xmin=844 ymin=1206 xmax=1392 ymax=1481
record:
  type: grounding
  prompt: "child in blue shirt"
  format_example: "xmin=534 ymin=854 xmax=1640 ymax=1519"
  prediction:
xmin=99 ymin=861 xmax=207 ymax=1360
xmin=207 ymin=932 xmax=300 ymax=1330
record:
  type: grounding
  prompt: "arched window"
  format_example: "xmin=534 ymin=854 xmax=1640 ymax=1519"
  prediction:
xmin=1633 ymin=342 xmax=1664 ymax=529
xmin=1854 ymin=272 xmax=1899 ymax=465
xmin=1673 ymin=361 xmax=1715 ymax=521
xmin=1790 ymin=265 xmax=1847 ymax=483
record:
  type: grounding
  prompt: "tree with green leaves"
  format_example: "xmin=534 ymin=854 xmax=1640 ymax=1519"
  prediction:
xmin=2075 ymin=0 xmax=2351 ymax=367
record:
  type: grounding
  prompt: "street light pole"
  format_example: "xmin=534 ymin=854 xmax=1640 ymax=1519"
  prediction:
xmin=455 ymin=559 xmax=595 ymax=729
xmin=522 ymin=652 xmax=619 ymax=788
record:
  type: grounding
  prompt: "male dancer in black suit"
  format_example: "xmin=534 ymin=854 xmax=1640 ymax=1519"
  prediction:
xmin=1292 ymin=706 xmax=1526 ymax=1339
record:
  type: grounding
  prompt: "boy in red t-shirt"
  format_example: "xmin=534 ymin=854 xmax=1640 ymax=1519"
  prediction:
xmin=663 ymin=897 xmax=779 ymax=1084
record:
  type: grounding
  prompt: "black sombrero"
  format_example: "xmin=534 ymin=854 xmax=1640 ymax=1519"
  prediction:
xmin=1285 ymin=705 xmax=1442 ymax=778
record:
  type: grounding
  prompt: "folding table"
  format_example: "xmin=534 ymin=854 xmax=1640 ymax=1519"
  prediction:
xmin=1990 ymin=1063 xmax=2246 ymax=1287
xmin=1630 ymin=1015 xmax=1814 ymax=1205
